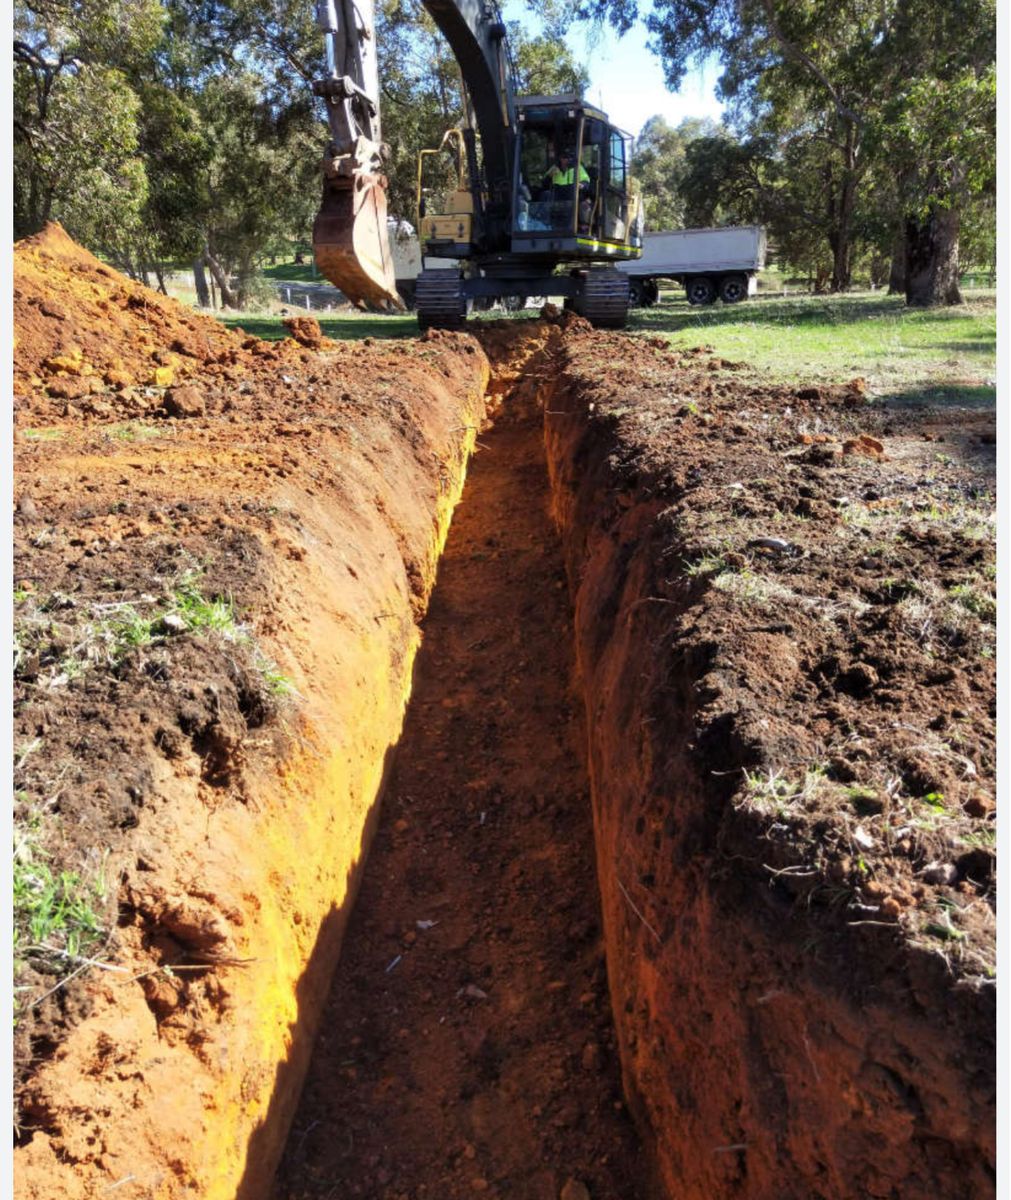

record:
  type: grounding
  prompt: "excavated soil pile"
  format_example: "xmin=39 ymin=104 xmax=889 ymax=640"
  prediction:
xmin=535 ymin=325 xmax=996 ymax=1198
xmin=13 ymin=225 xmax=489 ymax=1198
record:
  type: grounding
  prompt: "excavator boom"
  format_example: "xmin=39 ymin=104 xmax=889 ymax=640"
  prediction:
xmin=312 ymin=0 xmax=402 ymax=308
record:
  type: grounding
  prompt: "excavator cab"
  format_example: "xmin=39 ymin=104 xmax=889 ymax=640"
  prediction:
xmin=512 ymin=98 xmax=638 ymax=258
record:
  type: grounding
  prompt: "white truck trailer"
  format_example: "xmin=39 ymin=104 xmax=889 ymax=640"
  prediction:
xmin=616 ymin=225 xmax=767 ymax=307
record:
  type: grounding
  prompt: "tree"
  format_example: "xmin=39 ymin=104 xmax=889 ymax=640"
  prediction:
xmin=632 ymin=115 xmax=717 ymax=229
xmin=13 ymin=0 xmax=163 ymax=240
xmin=580 ymin=0 xmax=995 ymax=304
xmin=879 ymin=65 xmax=996 ymax=305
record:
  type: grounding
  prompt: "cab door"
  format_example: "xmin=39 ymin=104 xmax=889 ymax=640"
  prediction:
xmin=603 ymin=129 xmax=631 ymax=243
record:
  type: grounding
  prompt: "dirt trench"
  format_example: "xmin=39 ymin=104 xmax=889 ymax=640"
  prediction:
xmin=13 ymin=232 xmax=995 ymax=1200
xmin=272 ymin=331 xmax=648 ymax=1200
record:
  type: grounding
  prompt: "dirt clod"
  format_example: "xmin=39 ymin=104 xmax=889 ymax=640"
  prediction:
xmin=161 ymin=385 xmax=205 ymax=418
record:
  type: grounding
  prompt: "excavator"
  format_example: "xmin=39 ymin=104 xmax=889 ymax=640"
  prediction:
xmin=311 ymin=0 xmax=642 ymax=328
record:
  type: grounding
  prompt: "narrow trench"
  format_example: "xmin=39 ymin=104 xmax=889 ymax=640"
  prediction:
xmin=272 ymin=365 xmax=648 ymax=1200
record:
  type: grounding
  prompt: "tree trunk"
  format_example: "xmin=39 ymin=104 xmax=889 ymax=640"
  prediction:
xmin=887 ymin=228 xmax=906 ymax=294
xmin=192 ymin=259 xmax=211 ymax=307
xmin=828 ymin=189 xmax=853 ymax=291
xmin=905 ymin=206 xmax=962 ymax=306
xmin=829 ymin=125 xmax=859 ymax=292
xmin=203 ymin=246 xmax=239 ymax=308
xmin=154 ymin=266 xmax=168 ymax=295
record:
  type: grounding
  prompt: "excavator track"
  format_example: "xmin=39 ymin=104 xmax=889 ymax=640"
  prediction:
xmin=577 ymin=268 xmax=630 ymax=329
xmin=416 ymin=268 xmax=468 ymax=330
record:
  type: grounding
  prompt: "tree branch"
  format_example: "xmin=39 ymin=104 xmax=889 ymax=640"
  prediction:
xmin=756 ymin=0 xmax=863 ymax=126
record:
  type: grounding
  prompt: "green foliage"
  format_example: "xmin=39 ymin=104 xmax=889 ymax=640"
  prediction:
xmin=582 ymin=0 xmax=995 ymax=302
xmin=169 ymin=573 xmax=241 ymax=635
xmin=632 ymin=115 xmax=718 ymax=229
xmin=13 ymin=825 xmax=106 ymax=978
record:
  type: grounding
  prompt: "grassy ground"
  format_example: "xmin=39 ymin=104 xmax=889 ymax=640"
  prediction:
xmin=633 ymin=289 xmax=996 ymax=407
xmin=222 ymin=312 xmax=419 ymax=341
xmin=218 ymin=288 xmax=996 ymax=408
xmin=259 ymin=261 xmax=323 ymax=282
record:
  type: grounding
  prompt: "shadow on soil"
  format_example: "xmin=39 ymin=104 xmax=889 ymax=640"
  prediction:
xmin=880 ymin=384 xmax=996 ymax=410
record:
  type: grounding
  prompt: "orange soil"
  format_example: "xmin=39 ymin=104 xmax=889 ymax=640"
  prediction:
xmin=13 ymin=226 xmax=489 ymax=1197
xmin=13 ymin=226 xmax=995 ymax=1200
xmin=273 ymin=329 xmax=649 ymax=1200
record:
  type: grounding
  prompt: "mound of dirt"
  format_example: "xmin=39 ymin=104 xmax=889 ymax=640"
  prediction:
xmin=13 ymin=227 xmax=490 ymax=1197
xmin=13 ymin=223 xmax=311 ymax=425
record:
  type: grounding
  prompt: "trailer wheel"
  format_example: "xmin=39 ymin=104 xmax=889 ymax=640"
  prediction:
xmin=641 ymin=279 xmax=660 ymax=307
xmin=629 ymin=279 xmax=645 ymax=307
xmin=719 ymin=274 xmax=748 ymax=304
xmin=685 ymin=276 xmax=716 ymax=306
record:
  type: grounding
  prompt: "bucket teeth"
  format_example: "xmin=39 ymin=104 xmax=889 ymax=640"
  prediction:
xmin=312 ymin=173 xmax=404 ymax=310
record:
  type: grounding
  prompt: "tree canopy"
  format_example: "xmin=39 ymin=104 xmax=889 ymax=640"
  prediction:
xmin=13 ymin=0 xmax=589 ymax=304
xmin=577 ymin=0 xmax=996 ymax=303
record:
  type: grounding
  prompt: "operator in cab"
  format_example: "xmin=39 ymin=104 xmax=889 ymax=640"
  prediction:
xmin=541 ymin=147 xmax=589 ymax=189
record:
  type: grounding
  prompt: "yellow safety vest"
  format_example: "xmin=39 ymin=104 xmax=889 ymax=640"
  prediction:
xmin=547 ymin=163 xmax=589 ymax=186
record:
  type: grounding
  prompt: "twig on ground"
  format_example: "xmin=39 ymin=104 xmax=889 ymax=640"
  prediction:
xmin=616 ymin=877 xmax=662 ymax=944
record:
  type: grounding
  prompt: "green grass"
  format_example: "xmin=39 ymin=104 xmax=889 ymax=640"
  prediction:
xmin=22 ymin=427 xmax=68 ymax=441
xmin=221 ymin=311 xmax=418 ymax=342
xmin=170 ymin=573 xmax=243 ymax=634
xmin=217 ymin=289 xmax=996 ymax=409
xmin=629 ymin=289 xmax=996 ymax=407
xmin=13 ymin=571 xmax=294 ymax=692
xmin=259 ymin=260 xmax=324 ymax=282
xmin=13 ymin=817 xmax=107 ymax=1017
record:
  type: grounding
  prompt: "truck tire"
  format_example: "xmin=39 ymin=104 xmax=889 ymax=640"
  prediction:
xmin=629 ymin=279 xmax=659 ymax=307
xmin=719 ymin=274 xmax=748 ymax=304
xmin=685 ymin=276 xmax=716 ymax=306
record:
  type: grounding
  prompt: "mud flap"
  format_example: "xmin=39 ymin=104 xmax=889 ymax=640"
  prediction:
xmin=312 ymin=172 xmax=404 ymax=310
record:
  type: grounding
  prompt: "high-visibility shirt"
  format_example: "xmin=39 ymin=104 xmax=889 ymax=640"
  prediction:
xmin=546 ymin=163 xmax=590 ymax=185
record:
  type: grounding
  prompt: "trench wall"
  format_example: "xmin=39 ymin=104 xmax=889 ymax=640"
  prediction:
xmin=541 ymin=346 xmax=995 ymax=1200
xmin=15 ymin=343 xmax=489 ymax=1200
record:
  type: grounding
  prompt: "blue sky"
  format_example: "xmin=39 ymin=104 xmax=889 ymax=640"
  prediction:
xmin=502 ymin=1 xmax=725 ymax=139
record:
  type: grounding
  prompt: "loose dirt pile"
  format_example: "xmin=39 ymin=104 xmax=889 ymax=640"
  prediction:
xmin=13 ymin=225 xmax=489 ymax=1197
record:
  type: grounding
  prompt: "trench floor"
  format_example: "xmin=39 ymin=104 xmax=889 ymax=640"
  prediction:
xmin=273 ymin=386 xmax=647 ymax=1200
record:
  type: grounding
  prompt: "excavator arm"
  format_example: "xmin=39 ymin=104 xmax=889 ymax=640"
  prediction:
xmin=312 ymin=0 xmax=402 ymax=307
xmin=312 ymin=0 xmax=519 ymax=304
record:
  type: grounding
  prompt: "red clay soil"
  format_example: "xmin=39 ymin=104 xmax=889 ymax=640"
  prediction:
xmin=12 ymin=226 xmax=996 ymax=1200
xmin=537 ymin=325 xmax=996 ymax=1198
xmin=274 ymin=330 xmax=649 ymax=1200
xmin=13 ymin=225 xmax=490 ymax=1197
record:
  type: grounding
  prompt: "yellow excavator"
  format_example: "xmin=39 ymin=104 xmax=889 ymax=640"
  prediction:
xmin=312 ymin=0 xmax=642 ymax=327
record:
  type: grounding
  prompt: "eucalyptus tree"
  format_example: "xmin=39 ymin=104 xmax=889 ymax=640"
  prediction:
xmin=13 ymin=0 xmax=163 ymax=240
xmin=576 ymin=0 xmax=995 ymax=303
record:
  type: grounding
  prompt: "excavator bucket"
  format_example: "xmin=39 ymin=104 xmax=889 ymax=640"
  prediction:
xmin=313 ymin=171 xmax=404 ymax=310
